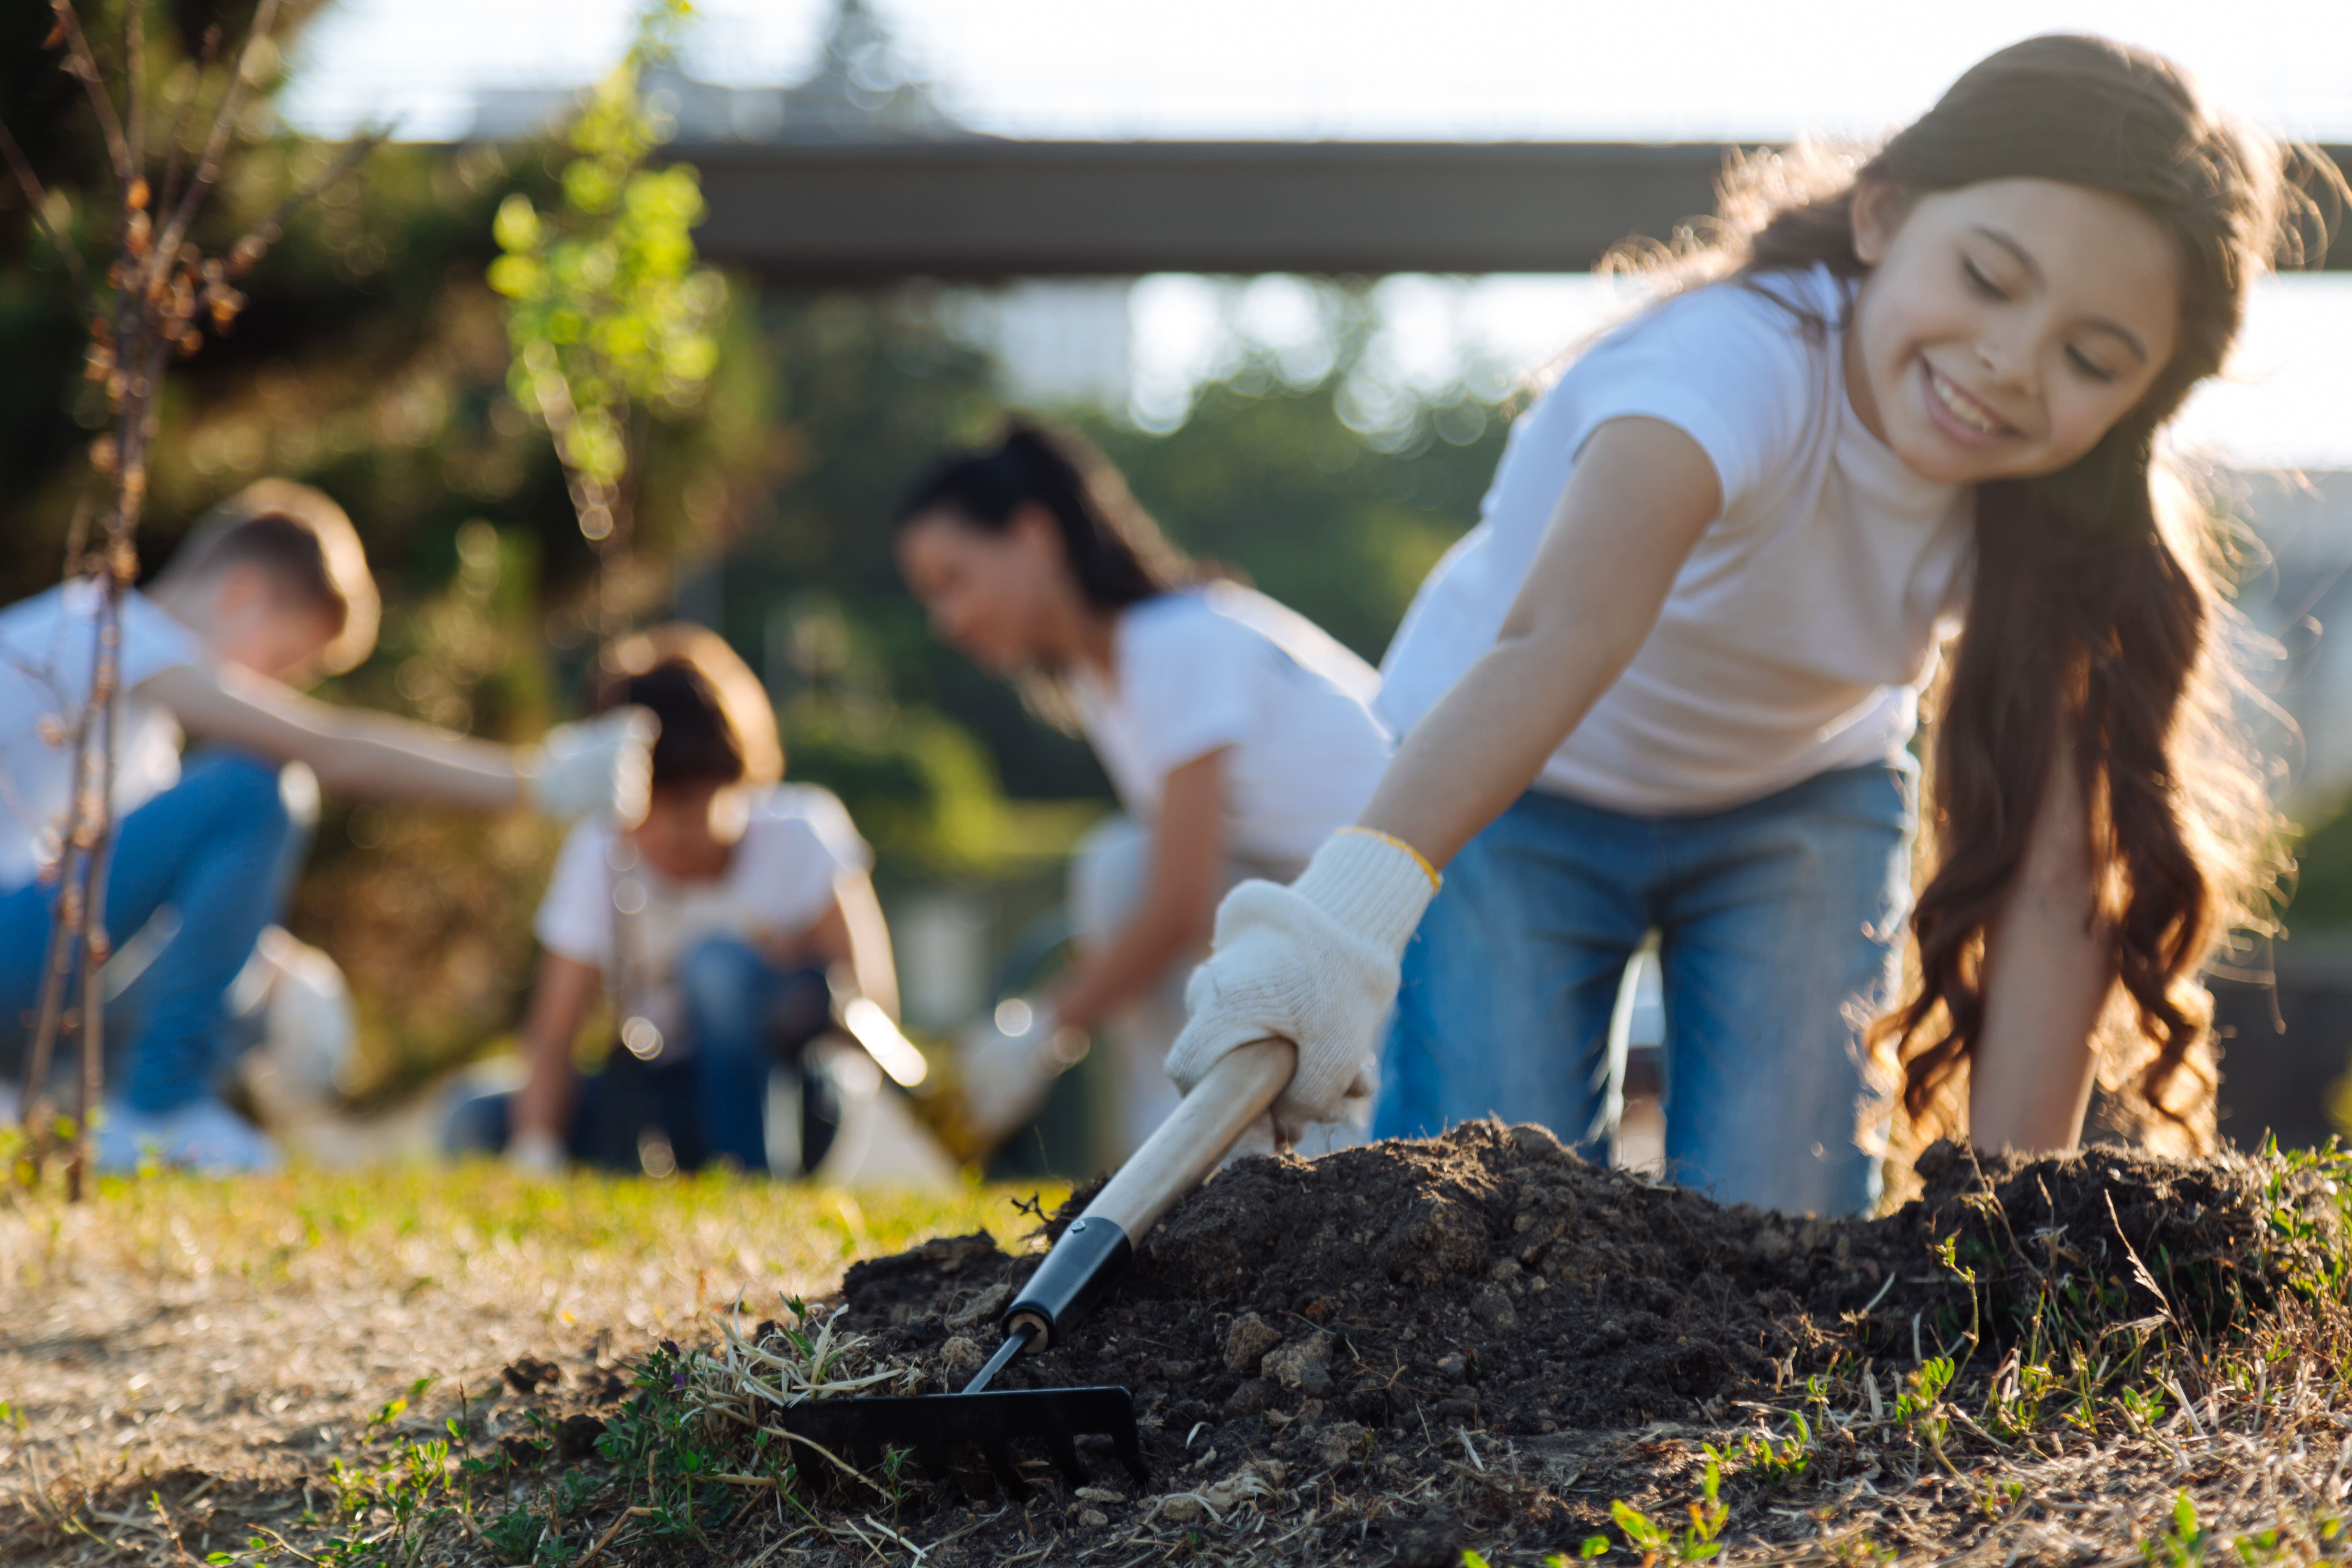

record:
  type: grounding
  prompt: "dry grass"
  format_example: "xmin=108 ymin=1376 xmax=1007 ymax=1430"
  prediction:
xmin=8 ymin=1149 xmax=2352 ymax=1567
xmin=0 ymin=1162 xmax=1061 ymax=1565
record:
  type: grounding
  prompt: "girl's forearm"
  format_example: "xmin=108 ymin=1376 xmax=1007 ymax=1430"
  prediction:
xmin=1359 ymin=626 xmax=1633 ymax=869
xmin=835 ymin=876 xmax=902 ymax=1021
xmin=149 ymin=663 xmax=523 ymax=810
xmin=301 ymin=709 xmax=521 ymax=808
xmin=1969 ymin=754 xmax=2114 ymax=1153
xmin=1052 ymin=898 xmax=1205 ymax=1034
xmin=513 ymin=956 xmax=598 ymax=1141
xmin=1055 ymin=749 xmax=1228 ymax=1033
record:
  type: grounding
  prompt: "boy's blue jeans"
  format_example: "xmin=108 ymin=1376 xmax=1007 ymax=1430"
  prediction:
xmin=0 ymin=750 xmax=299 ymax=1114
xmin=1373 ymin=762 xmax=1915 ymax=1217
xmin=444 ymin=937 xmax=837 ymax=1174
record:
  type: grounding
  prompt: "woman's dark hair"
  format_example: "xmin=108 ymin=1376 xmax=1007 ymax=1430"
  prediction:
xmin=897 ymin=422 xmax=1191 ymax=609
xmin=1608 ymin=35 xmax=2343 ymax=1151
xmin=595 ymin=623 xmax=784 ymax=792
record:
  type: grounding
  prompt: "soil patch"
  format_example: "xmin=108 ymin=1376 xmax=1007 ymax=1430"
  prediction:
xmin=852 ymin=1122 xmax=2290 ymax=1442
xmin=788 ymin=1121 xmax=2312 ymax=1563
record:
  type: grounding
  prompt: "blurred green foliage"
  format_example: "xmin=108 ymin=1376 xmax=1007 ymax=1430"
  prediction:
xmin=490 ymin=0 xmax=721 ymax=506
xmin=2286 ymin=811 xmax=2352 ymax=931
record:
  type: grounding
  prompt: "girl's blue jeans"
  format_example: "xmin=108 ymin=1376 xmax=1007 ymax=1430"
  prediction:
xmin=1373 ymin=761 xmax=1915 ymax=1217
xmin=443 ymin=938 xmax=837 ymax=1175
xmin=0 ymin=750 xmax=301 ymax=1115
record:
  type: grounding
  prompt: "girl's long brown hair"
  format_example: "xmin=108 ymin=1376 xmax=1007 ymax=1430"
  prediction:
xmin=1611 ymin=35 xmax=2343 ymax=1148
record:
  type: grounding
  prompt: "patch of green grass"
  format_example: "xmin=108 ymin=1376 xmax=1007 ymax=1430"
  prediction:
xmin=0 ymin=1160 xmax=1067 ymax=1303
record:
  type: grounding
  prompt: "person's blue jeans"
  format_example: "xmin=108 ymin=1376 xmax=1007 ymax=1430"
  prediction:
xmin=0 ymin=750 xmax=298 ymax=1114
xmin=443 ymin=938 xmax=838 ymax=1174
xmin=1373 ymin=761 xmax=1916 ymax=1216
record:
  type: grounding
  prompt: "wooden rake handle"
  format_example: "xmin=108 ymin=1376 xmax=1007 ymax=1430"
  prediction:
xmin=1086 ymin=1036 xmax=1297 ymax=1241
xmin=1003 ymin=1038 xmax=1296 ymax=1349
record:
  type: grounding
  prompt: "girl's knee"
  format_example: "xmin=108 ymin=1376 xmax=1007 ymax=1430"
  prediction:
xmin=677 ymin=937 xmax=767 ymax=1008
xmin=179 ymin=751 xmax=298 ymax=840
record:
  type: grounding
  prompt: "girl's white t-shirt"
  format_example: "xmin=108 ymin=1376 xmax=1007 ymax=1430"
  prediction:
xmin=535 ymin=784 xmax=871 ymax=1046
xmin=0 ymin=582 xmax=203 ymax=893
xmin=1071 ymin=583 xmax=1392 ymax=870
xmin=1377 ymin=264 xmax=1975 ymax=816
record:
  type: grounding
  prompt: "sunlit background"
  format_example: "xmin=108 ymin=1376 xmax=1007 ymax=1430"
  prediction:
xmin=278 ymin=0 xmax=2352 ymax=465
xmin=5 ymin=0 xmax=2350 ymax=1165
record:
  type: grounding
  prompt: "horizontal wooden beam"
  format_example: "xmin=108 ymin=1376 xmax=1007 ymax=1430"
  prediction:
xmin=676 ymin=138 xmax=2352 ymax=280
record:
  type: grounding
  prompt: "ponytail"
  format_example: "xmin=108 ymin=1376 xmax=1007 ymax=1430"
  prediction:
xmin=897 ymin=422 xmax=1191 ymax=609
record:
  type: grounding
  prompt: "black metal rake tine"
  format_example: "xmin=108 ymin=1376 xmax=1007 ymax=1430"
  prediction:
xmin=1044 ymin=1427 xmax=1086 ymax=1487
xmin=980 ymin=1437 xmax=1028 ymax=1499
xmin=1113 ymin=1427 xmax=1149 ymax=1488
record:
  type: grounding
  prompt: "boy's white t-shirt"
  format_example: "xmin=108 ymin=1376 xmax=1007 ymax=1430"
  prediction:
xmin=1071 ymin=583 xmax=1392 ymax=870
xmin=535 ymin=784 xmax=872 ymax=1048
xmin=1378 ymin=264 xmax=1975 ymax=815
xmin=0 ymin=582 xmax=204 ymax=893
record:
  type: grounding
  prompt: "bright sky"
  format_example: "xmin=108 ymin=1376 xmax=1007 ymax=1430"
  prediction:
xmin=285 ymin=0 xmax=2352 ymax=142
xmin=282 ymin=0 xmax=2352 ymax=466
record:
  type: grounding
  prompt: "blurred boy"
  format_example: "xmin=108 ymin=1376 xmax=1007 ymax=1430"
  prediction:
xmin=461 ymin=624 xmax=898 ymax=1175
xmin=0 ymin=481 xmax=650 ymax=1172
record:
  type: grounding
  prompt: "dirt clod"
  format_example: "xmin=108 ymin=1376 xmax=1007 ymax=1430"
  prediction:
xmin=555 ymin=1412 xmax=606 ymax=1461
xmin=500 ymin=1356 xmax=561 ymax=1395
xmin=1219 ymin=1311 xmax=1282 ymax=1374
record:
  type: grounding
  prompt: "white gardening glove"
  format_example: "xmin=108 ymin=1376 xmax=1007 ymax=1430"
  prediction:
xmin=955 ymin=997 xmax=1087 ymax=1145
xmin=508 ymin=1127 xmax=564 ymax=1174
xmin=1166 ymin=829 xmax=1438 ymax=1147
xmin=518 ymin=708 xmax=656 ymax=824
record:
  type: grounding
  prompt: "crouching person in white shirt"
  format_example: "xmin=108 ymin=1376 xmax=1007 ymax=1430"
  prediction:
xmin=448 ymin=625 xmax=898 ymax=1176
xmin=895 ymin=424 xmax=1392 ymax=1160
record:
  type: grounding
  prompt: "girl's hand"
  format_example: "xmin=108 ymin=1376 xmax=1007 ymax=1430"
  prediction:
xmin=954 ymin=998 xmax=1087 ymax=1144
xmin=1164 ymin=829 xmax=1439 ymax=1143
xmin=518 ymin=708 xmax=657 ymax=824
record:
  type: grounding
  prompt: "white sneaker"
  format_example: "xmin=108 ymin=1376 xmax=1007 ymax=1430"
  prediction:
xmin=95 ymin=1098 xmax=284 ymax=1175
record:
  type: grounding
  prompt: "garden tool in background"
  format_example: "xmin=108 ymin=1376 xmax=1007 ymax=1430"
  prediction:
xmin=772 ymin=1037 xmax=1296 ymax=1496
xmin=829 ymin=985 xmax=1089 ymax=1166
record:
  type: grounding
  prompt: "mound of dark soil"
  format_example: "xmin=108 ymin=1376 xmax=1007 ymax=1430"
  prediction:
xmin=844 ymin=1121 xmax=2295 ymax=1456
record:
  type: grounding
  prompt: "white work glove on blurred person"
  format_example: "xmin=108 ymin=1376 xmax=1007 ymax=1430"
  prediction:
xmin=956 ymin=998 xmax=1085 ymax=1145
xmin=508 ymin=1127 xmax=564 ymax=1174
xmin=1166 ymin=829 xmax=1438 ymax=1146
xmin=519 ymin=708 xmax=655 ymax=824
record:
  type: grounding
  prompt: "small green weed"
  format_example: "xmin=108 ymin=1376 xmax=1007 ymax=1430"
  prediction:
xmin=1607 ymin=1449 xmax=1731 ymax=1565
xmin=2119 ymin=1383 xmax=2169 ymax=1433
xmin=2144 ymin=1491 xmax=2214 ymax=1568
xmin=1987 ymin=1351 xmax=2060 ymax=1440
xmin=1740 ymin=1411 xmax=1813 ymax=1487
xmin=1895 ymin=1356 xmax=1957 ymax=1472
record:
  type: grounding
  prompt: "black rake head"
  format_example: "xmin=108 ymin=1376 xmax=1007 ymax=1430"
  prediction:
xmin=772 ymin=1385 xmax=1148 ymax=1500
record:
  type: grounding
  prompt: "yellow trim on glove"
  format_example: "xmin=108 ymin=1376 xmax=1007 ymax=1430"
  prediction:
xmin=1335 ymin=826 xmax=1441 ymax=896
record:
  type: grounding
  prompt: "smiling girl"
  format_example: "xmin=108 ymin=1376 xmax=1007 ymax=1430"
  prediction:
xmin=1168 ymin=35 xmax=2344 ymax=1212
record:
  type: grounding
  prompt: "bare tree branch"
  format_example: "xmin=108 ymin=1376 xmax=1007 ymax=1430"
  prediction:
xmin=18 ymin=697 xmax=95 ymax=1174
xmin=151 ymin=0 xmax=280 ymax=291
xmin=66 ymin=597 xmax=123 ymax=1200
xmin=48 ymin=0 xmax=133 ymax=187
xmin=0 ymin=116 xmax=95 ymax=319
